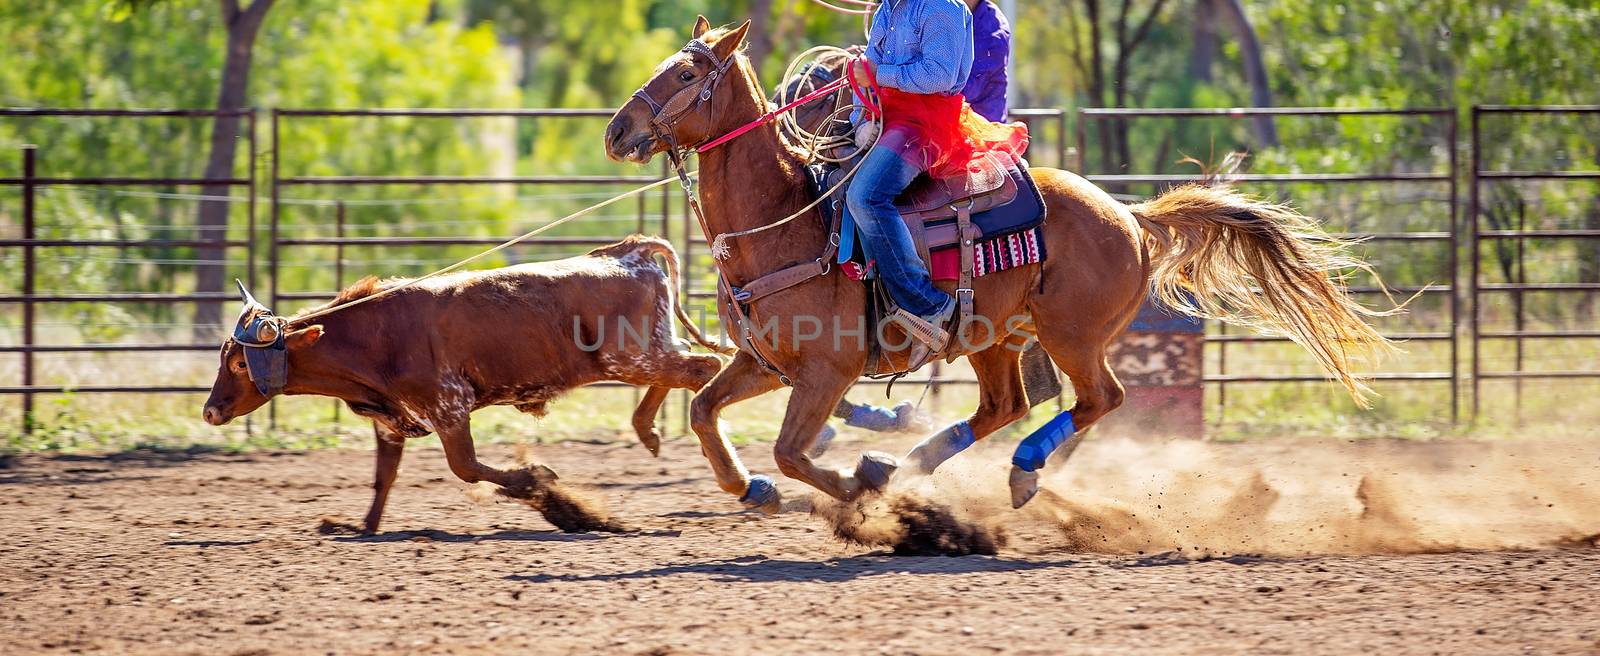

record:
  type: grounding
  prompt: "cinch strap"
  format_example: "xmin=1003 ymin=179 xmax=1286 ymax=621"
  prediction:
xmin=1012 ymin=410 xmax=1075 ymax=472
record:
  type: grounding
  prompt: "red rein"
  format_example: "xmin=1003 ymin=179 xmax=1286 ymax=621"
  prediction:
xmin=696 ymin=60 xmax=877 ymax=154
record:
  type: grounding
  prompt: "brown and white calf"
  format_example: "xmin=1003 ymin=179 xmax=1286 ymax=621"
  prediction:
xmin=201 ymin=236 xmax=726 ymax=534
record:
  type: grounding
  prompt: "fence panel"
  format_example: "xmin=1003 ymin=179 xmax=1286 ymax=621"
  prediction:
xmin=6 ymin=104 xmax=1598 ymax=438
xmin=0 ymin=109 xmax=256 ymax=434
xmin=1077 ymin=106 xmax=1461 ymax=426
xmin=1468 ymin=105 xmax=1600 ymax=425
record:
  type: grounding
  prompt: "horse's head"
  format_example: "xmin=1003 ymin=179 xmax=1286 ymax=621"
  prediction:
xmin=605 ymin=16 xmax=753 ymax=164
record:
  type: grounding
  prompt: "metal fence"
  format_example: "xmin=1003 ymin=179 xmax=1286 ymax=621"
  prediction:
xmin=1468 ymin=105 xmax=1600 ymax=422
xmin=1 ymin=104 xmax=1595 ymax=434
xmin=1078 ymin=106 xmax=1462 ymax=423
xmin=0 ymin=108 xmax=257 ymax=433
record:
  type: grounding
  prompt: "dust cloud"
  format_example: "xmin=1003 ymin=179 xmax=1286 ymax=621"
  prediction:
xmin=821 ymin=435 xmax=1600 ymax=557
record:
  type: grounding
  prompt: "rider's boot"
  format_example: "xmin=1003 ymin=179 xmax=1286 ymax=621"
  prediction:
xmin=895 ymin=294 xmax=957 ymax=370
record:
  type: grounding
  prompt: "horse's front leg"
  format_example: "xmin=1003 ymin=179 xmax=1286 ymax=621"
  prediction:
xmin=772 ymin=364 xmax=896 ymax=502
xmin=689 ymin=351 xmax=786 ymax=511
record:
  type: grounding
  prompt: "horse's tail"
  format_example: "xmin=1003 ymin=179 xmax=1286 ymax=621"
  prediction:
xmin=629 ymin=236 xmax=735 ymax=356
xmin=1128 ymin=184 xmax=1399 ymax=407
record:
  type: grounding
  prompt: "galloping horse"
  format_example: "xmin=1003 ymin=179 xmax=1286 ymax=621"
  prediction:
xmin=605 ymin=19 xmax=1392 ymax=509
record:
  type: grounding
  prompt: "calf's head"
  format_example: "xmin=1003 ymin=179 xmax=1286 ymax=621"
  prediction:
xmin=202 ymin=284 xmax=324 ymax=426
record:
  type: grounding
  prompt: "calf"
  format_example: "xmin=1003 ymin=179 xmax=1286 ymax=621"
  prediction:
xmin=201 ymin=236 xmax=726 ymax=534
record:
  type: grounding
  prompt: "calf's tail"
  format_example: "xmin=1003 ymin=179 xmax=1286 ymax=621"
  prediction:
xmin=626 ymin=236 xmax=735 ymax=355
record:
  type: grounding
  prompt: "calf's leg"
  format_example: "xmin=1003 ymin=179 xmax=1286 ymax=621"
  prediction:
xmin=615 ymin=350 xmax=723 ymax=457
xmin=436 ymin=419 xmax=550 ymax=497
xmin=630 ymin=386 xmax=672 ymax=456
xmin=361 ymin=423 xmax=406 ymax=535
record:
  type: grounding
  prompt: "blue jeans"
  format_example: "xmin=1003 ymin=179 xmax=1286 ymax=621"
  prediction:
xmin=842 ymin=139 xmax=951 ymax=318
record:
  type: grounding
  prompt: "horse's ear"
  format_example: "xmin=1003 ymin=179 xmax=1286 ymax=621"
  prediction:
xmin=692 ymin=15 xmax=711 ymax=38
xmin=711 ymin=19 xmax=751 ymax=61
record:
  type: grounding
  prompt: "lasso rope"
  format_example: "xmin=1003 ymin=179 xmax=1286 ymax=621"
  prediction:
xmin=708 ymin=48 xmax=882 ymax=260
xmin=808 ymin=0 xmax=877 ymax=15
xmin=776 ymin=45 xmax=862 ymax=163
xmin=290 ymin=173 xmax=690 ymax=324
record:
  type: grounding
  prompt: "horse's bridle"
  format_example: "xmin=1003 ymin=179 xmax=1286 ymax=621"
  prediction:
xmin=631 ymin=39 xmax=739 ymax=158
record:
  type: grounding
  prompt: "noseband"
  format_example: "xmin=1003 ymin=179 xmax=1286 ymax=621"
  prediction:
xmin=631 ymin=39 xmax=738 ymax=156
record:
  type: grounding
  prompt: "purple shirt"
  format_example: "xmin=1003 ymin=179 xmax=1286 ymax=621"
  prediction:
xmin=961 ymin=0 xmax=1011 ymax=122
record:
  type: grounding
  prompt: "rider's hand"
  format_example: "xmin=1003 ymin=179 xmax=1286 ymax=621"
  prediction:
xmin=847 ymin=56 xmax=875 ymax=85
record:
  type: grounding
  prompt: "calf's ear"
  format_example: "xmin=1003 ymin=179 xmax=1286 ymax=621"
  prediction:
xmin=286 ymin=325 xmax=324 ymax=350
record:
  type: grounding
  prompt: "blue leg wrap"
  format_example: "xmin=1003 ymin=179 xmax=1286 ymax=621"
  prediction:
xmin=905 ymin=421 xmax=976 ymax=474
xmin=739 ymin=474 xmax=780 ymax=510
xmin=846 ymin=403 xmax=901 ymax=432
xmin=1012 ymin=411 xmax=1076 ymax=472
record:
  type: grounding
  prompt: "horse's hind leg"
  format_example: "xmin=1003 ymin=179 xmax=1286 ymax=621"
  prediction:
xmin=689 ymin=351 xmax=785 ymax=511
xmin=361 ymin=422 xmax=406 ymax=535
xmin=1007 ymin=331 xmax=1126 ymax=507
xmin=901 ymin=342 xmax=1030 ymax=475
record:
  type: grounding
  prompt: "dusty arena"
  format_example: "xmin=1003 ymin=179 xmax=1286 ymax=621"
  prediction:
xmin=2 ymin=433 xmax=1597 ymax=655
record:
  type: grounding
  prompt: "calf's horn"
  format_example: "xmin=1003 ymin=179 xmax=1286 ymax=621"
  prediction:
xmin=235 ymin=278 xmax=271 ymax=314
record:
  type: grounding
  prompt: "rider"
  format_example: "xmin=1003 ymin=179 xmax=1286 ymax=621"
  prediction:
xmin=845 ymin=0 xmax=1025 ymax=356
xmin=815 ymin=0 xmax=1021 ymax=450
xmin=844 ymin=0 xmax=975 ymax=354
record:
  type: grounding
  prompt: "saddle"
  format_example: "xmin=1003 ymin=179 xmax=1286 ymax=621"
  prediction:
xmin=811 ymin=148 xmax=1048 ymax=374
xmin=817 ymin=149 xmax=1045 ymax=267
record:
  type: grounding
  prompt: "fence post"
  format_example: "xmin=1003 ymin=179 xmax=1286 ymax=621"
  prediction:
xmin=268 ymin=110 xmax=281 ymax=431
xmin=1446 ymin=111 xmax=1460 ymax=425
xmin=332 ymin=200 xmax=345 ymax=425
xmin=20 ymin=145 xmax=37 ymax=435
xmin=1468 ymin=108 xmax=1481 ymax=423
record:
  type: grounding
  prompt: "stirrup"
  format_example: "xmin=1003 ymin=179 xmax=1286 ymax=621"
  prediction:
xmin=890 ymin=308 xmax=951 ymax=353
xmin=889 ymin=308 xmax=951 ymax=371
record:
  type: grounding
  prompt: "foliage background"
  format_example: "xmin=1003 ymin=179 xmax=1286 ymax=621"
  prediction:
xmin=0 ymin=0 xmax=1597 ymax=446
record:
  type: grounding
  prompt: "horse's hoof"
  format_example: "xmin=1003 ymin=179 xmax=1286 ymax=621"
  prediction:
xmin=1009 ymin=465 xmax=1040 ymax=509
xmin=807 ymin=424 xmax=838 ymax=458
xmin=855 ymin=451 xmax=900 ymax=492
xmin=739 ymin=475 xmax=782 ymax=515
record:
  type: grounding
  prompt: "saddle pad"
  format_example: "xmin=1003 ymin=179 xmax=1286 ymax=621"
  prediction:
xmin=930 ymin=227 xmax=1047 ymax=281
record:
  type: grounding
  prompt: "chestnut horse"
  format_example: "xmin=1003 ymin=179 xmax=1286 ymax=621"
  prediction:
xmin=605 ymin=19 xmax=1392 ymax=509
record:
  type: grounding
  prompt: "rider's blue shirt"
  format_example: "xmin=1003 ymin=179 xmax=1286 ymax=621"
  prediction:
xmin=865 ymin=0 xmax=974 ymax=95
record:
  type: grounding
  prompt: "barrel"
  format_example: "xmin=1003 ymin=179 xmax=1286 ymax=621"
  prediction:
xmin=1098 ymin=295 xmax=1204 ymax=439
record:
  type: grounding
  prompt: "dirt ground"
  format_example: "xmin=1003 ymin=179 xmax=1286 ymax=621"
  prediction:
xmin=2 ymin=434 xmax=1598 ymax=655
